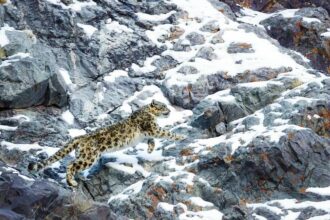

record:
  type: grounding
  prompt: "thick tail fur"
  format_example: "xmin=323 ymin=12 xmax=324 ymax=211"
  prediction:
xmin=28 ymin=161 xmax=44 ymax=171
xmin=28 ymin=139 xmax=79 ymax=172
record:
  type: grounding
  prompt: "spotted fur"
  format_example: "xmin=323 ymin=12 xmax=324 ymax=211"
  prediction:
xmin=28 ymin=100 xmax=184 ymax=187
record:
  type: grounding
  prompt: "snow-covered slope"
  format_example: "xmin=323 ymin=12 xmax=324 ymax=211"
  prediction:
xmin=0 ymin=0 xmax=329 ymax=219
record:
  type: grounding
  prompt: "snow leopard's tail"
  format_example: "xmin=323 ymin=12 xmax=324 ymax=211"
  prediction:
xmin=28 ymin=139 xmax=79 ymax=171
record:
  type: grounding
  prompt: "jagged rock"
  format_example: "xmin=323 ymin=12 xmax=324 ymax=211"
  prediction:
xmin=260 ymin=7 xmax=330 ymax=73
xmin=81 ymin=162 xmax=145 ymax=203
xmin=45 ymin=72 xmax=70 ymax=107
xmin=291 ymin=100 xmax=330 ymax=137
xmin=297 ymin=207 xmax=328 ymax=220
xmin=0 ymin=107 xmax=69 ymax=147
xmin=230 ymin=82 xmax=285 ymax=112
xmin=197 ymin=129 xmax=330 ymax=202
xmin=163 ymin=66 xmax=289 ymax=110
xmin=215 ymin=122 xmax=227 ymax=135
xmin=208 ymin=0 xmax=237 ymax=20
xmin=0 ymin=54 xmax=68 ymax=109
xmin=163 ymin=72 xmax=235 ymax=109
xmin=2 ymin=30 xmax=35 ymax=56
xmin=252 ymin=207 xmax=281 ymax=220
xmin=185 ymin=32 xmax=205 ymax=46
xmin=0 ymin=29 xmax=69 ymax=109
xmin=173 ymin=39 xmax=192 ymax=51
xmin=151 ymin=55 xmax=179 ymax=72
xmin=195 ymin=46 xmax=217 ymax=60
xmin=190 ymin=80 xmax=287 ymax=133
xmin=177 ymin=65 xmax=199 ymax=75
xmin=129 ymin=55 xmax=179 ymax=79
xmin=221 ymin=0 xmax=330 ymax=14
xmin=210 ymin=32 xmax=225 ymax=44
xmin=3 ymin=0 xmax=165 ymax=82
xmin=98 ymin=21 xmax=162 ymax=76
xmin=0 ymin=56 xmax=50 ymax=109
xmin=69 ymin=76 xmax=142 ymax=125
xmin=191 ymin=104 xmax=224 ymax=133
xmin=236 ymin=67 xmax=293 ymax=82
xmin=200 ymin=20 xmax=220 ymax=33
xmin=227 ymin=42 xmax=255 ymax=53
xmin=168 ymin=26 xmax=185 ymax=40
xmin=61 ymin=0 xmax=73 ymax=5
xmin=0 ymin=165 xmax=124 ymax=220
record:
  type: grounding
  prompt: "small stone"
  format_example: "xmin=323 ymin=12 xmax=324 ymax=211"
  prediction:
xmin=60 ymin=0 xmax=73 ymax=5
xmin=216 ymin=122 xmax=226 ymax=135
xmin=227 ymin=42 xmax=255 ymax=53
xmin=177 ymin=65 xmax=199 ymax=75
xmin=151 ymin=55 xmax=179 ymax=72
xmin=169 ymin=26 xmax=185 ymax=40
xmin=173 ymin=39 xmax=192 ymax=51
xmin=186 ymin=32 xmax=206 ymax=46
xmin=196 ymin=46 xmax=217 ymax=60
xmin=210 ymin=32 xmax=225 ymax=44
xmin=200 ymin=20 xmax=220 ymax=33
xmin=174 ymin=203 xmax=187 ymax=215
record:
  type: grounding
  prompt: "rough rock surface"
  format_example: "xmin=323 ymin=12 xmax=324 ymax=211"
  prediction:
xmin=221 ymin=0 xmax=330 ymax=14
xmin=260 ymin=7 xmax=330 ymax=74
xmin=0 ymin=0 xmax=330 ymax=219
xmin=0 ymin=162 xmax=126 ymax=220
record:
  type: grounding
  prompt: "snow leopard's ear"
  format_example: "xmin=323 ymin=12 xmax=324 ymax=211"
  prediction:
xmin=151 ymin=99 xmax=156 ymax=106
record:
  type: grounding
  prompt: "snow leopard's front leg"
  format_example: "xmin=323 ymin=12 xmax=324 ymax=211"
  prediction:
xmin=147 ymin=138 xmax=155 ymax=153
xmin=146 ymin=122 xmax=186 ymax=141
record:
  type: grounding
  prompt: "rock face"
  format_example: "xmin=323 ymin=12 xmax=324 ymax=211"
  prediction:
xmin=260 ymin=7 xmax=330 ymax=74
xmin=221 ymin=0 xmax=330 ymax=14
xmin=1 ymin=0 xmax=330 ymax=219
xmin=0 ymin=33 xmax=69 ymax=109
xmin=0 ymin=163 xmax=125 ymax=220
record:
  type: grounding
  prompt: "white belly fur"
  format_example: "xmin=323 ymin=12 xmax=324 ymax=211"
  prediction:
xmin=104 ymin=133 xmax=146 ymax=153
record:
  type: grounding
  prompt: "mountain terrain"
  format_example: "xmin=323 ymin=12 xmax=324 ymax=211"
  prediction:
xmin=0 ymin=0 xmax=329 ymax=219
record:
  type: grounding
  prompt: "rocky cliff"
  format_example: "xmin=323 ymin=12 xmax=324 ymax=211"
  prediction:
xmin=0 ymin=0 xmax=329 ymax=219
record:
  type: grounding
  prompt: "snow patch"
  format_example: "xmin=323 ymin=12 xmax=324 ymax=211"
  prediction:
xmin=108 ymin=180 xmax=144 ymax=202
xmin=252 ymin=214 xmax=267 ymax=220
xmin=68 ymin=129 xmax=86 ymax=138
xmin=282 ymin=211 xmax=301 ymax=220
xmin=61 ymin=110 xmax=75 ymax=125
xmin=104 ymin=70 xmax=128 ymax=83
xmin=58 ymin=68 xmax=73 ymax=86
xmin=105 ymin=19 xmax=133 ymax=33
xmin=157 ymin=202 xmax=175 ymax=212
xmin=0 ymin=24 xmax=14 ymax=47
xmin=0 ymin=125 xmax=17 ymax=131
xmin=10 ymin=114 xmax=30 ymax=122
xmin=189 ymin=197 xmax=214 ymax=207
xmin=302 ymin=17 xmax=321 ymax=23
xmin=46 ymin=0 xmax=97 ymax=12
xmin=179 ymin=209 xmax=223 ymax=220
xmin=103 ymin=149 xmax=151 ymax=177
xmin=2 ymin=167 xmax=34 ymax=182
xmin=77 ymin=23 xmax=97 ymax=38
xmin=321 ymin=30 xmax=330 ymax=38
xmin=145 ymin=24 xmax=172 ymax=46
xmin=1 ymin=141 xmax=58 ymax=156
xmin=136 ymin=11 xmax=176 ymax=21
xmin=131 ymin=55 xmax=159 ymax=74
xmin=306 ymin=186 xmax=330 ymax=196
